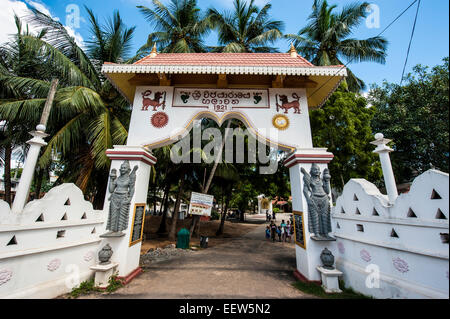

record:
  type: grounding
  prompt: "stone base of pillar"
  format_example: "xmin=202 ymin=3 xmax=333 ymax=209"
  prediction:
xmin=293 ymin=269 xmax=321 ymax=286
xmin=117 ymin=267 xmax=143 ymax=285
xmin=90 ymin=262 xmax=119 ymax=288
xmin=316 ymin=266 xmax=343 ymax=293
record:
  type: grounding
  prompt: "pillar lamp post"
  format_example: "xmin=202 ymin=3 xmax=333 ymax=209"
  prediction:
xmin=371 ymin=133 xmax=398 ymax=205
xmin=11 ymin=79 xmax=58 ymax=213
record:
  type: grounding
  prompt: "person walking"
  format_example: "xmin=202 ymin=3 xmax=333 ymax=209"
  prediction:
xmin=276 ymin=226 xmax=282 ymax=242
xmin=285 ymin=220 xmax=292 ymax=243
xmin=265 ymin=226 xmax=271 ymax=241
xmin=270 ymin=221 xmax=277 ymax=243
xmin=280 ymin=219 xmax=287 ymax=242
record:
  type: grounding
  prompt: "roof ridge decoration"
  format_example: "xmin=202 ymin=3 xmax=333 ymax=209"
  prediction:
xmin=289 ymin=43 xmax=298 ymax=58
xmin=150 ymin=44 xmax=158 ymax=58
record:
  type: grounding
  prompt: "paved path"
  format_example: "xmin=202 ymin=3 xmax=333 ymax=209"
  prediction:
xmin=83 ymin=214 xmax=312 ymax=299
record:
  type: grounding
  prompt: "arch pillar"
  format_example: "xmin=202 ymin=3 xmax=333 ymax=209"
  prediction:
xmin=100 ymin=145 xmax=157 ymax=279
xmin=285 ymin=148 xmax=336 ymax=282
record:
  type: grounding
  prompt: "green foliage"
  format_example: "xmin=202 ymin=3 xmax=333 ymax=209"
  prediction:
xmin=105 ymin=273 xmax=124 ymax=293
xmin=207 ymin=0 xmax=284 ymax=52
xmin=137 ymin=0 xmax=212 ymax=54
xmin=69 ymin=279 xmax=101 ymax=298
xmin=210 ymin=209 xmax=220 ymax=220
xmin=0 ymin=8 xmax=132 ymax=205
xmin=369 ymin=58 xmax=449 ymax=183
xmin=69 ymin=274 xmax=123 ymax=298
xmin=273 ymin=207 xmax=280 ymax=213
xmin=285 ymin=0 xmax=387 ymax=91
xmin=310 ymin=88 xmax=382 ymax=190
xmin=292 ymin=279 xmax=371 ymax=299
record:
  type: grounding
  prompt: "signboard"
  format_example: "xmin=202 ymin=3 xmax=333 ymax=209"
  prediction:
xmin=293 ymin=211 xmax=306 ymax=249
xmin=173 ymin=88 xmax=269 ymax=112
xmin=129 ymin=203 xmax=146 ymax=246
xmin=188 ymin=192 xmax=214 ymax=216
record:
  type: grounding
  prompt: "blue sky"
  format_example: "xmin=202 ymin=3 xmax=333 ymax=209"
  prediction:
xmin=1 ymin=0 xmax=449 ymax=90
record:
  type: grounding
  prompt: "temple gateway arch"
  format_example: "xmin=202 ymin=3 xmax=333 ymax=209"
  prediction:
xmin=100 ymin=47 xmax=347 ymax=283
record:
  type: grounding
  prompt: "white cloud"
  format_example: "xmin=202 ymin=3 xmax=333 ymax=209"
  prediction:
xmin=0 ymin=0 xmax=83 ymax=46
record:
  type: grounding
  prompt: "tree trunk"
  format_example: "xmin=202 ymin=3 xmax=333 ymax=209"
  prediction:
xmin=216 ymin=195 xmax=230 ymax=236
xmin=157 ymin=183 xmax=171 ymax=234
xmin=92 ymin=174 xmax=107 ymax=210
xmin=153 ymin=184 xmax=157 ymax=214
xmin=168 ymin=175 xmax=185 ymax=241
xmin=190 ymin=120 xmax=232 ymax=239
xmin=3 ymin=143 xmax=12 ymax=205
xmin=34 ymin=168 xmax=44 ymax=200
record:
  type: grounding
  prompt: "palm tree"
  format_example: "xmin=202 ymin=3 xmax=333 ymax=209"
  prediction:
xmin=0 ymin=15 xmax=51 ymax=204
xmin=285 ymin=0 xmax=388 ymax=91
xmin=0 ymin=8 xmax=134 ymax=207
xmin=137 ymin=0 xmax=212 ymax=54
xmin=207 ymin=0 xmax=284 ymax=52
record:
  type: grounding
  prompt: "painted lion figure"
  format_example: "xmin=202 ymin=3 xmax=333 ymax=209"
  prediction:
xmin=142 ymin=90 xmax=166 ymax=111
xmin=276 ymin=93 xmax=301 ymax=114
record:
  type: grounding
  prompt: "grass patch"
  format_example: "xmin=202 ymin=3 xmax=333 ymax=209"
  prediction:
xmin=292 ymin=279 xmax=372 ymax=299
xmin=70 ymin=279 xmax=101 ymax=298
xmin=69 ymin=273 xmax=124 ymax=298
xmin=105 ymin=274 xmax=124 ymax=293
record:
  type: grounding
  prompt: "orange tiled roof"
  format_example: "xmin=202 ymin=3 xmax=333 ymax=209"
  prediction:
xmin=133 ymin=53 xmax=316 ymax=67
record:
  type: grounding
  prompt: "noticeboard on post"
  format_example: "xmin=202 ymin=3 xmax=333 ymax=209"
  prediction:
xmin=188 ymin=192 xmax=214 ymax=217
xmin=293 ymin=211 xmax=306 ymax=249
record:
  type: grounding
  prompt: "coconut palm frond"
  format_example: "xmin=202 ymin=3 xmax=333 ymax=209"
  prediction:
xmin=0 ymin=74 xmax=51 ymax=98
xmin=88 ymin=110 xmax=112 ymax=169
xmin=54 ymin=86 xmax=105 ymax=117
xmin=26 ymin=7 xmax=101 ymax=88
xmin=339 ymin=36 xmax=388 ymax=64
xmin=38 ymin=113 xmax=85 ymax=168
xmin=290 ymin=0 xmax=388 ymax=92
xmin=21 ymin=35 xmax=94 ymax=88
xmin=0 ymin=98 xmax=46 ymax=123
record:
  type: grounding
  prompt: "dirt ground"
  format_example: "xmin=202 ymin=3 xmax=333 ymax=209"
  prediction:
xmin=80 ymin=213 xmax=313 ymax=299
xmin=140 ymin=215 xmax=260 ymax=253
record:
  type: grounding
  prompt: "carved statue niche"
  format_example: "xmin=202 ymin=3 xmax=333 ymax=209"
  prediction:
xmin=101 ymin=160 xmax=138 ymax=237
xmin=301 ymin=163 xmax=335 ymax=241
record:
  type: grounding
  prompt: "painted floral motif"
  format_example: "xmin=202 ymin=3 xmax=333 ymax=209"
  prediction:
xmin=0 ymin=269 xmax=13 ymax=286
xmin=360 ymin=249 xmax=371 ymax=262
xmin=338 ymin=242 xmax=345 ymax=254
xmin=392 ymin=257 xmax=409 ymax=273
xmin=84 ymin=251 xmax=95 ymax=262
xmin=47 ymin=259 xmax=61 ymax=272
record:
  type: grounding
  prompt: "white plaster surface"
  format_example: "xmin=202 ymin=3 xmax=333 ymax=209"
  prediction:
xmin=127 ymin=87 xmax=313 ymax=151
xmin=332 ymin=169 xmax=449 ymax=299
xmin=0 ymin=183 xmax=107 ymax=299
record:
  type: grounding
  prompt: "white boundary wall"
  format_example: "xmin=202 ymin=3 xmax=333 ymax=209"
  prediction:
xmin=0 ymin=184 xmax=107 ymax=298
xmin=332 ymin=169 xmax=449 ymax=299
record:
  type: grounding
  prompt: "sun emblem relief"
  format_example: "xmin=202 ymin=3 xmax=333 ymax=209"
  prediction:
xmin=272 ymin=114 xmax=290 ymax=130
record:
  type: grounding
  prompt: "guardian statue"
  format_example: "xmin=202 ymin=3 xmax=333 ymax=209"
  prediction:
xmin=301 ymin=164 xmax=334 ymax=240
xmin=102 ymin=160 xmax=138 ymax=237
